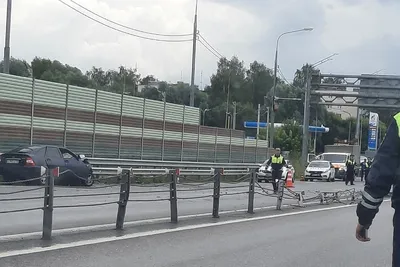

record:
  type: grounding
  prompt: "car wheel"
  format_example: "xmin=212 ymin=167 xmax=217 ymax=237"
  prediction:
xmin=83 ymin=174 xmax=94 ymax=187
xmin=310 ymin=179 xmax=314 ymax=182
xmin=305 ymin=178 xmax=309 ymax=182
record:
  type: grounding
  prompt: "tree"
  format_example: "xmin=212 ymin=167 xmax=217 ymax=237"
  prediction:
xmin=0 ymin=57 xmax=31 ymax=77
xmin=258 ymin=120 xmax=302 ymax=152
xmin=31 ymin=57 xmax=91 ymax=87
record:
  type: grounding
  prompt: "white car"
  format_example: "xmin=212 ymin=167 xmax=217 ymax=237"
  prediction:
xmin=257 ymin=160 xmax=295 ymax=183
xmin=304 ymin=160 xmax=336 ymax=182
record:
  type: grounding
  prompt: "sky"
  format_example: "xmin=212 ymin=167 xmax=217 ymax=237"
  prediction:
xmin=0 ymin=0 xmax=399 ymax=87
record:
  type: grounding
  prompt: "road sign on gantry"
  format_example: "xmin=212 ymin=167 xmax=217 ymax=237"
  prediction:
xmin=359 ymin=74 xmax=400 ymax=108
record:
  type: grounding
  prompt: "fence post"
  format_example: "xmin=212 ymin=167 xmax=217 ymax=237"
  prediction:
xmin=276 ymin=179 xmax=285 ymax=210
xmin=91 ymin=89 xmax=98 ymax=157
xmin=180 ymin=105 xmax=186 ymax=161
xmin=116 ymin=169 xmax=131 ymax=230
xmin=42 ymin=168 xmax=54 ymax=240
xmin=29 ymin=77 xmax=35 ymax=146
xmin=212 ymin=168 xmax=222 ymax=218
xmin=298 ymin=192 xmax=305 ymax=207
xmin=229 ymin=129 xmax=232 ymax=163
xmin=214 ymin=128 xmax=218 ymax=163
xmin=169 ymin=169 xmax=178 ymax=223
xmin=117 ymin=86 xmax=125 ymax=159
xmin=247 ymin=168 xmax=256 ymax=214
xmin=242 ymin=132 xmax=246 ymax=163
xmin=161 ymin=95 xmax=166 ymax=161
xmin=63 ymin=84 xmax=69 ymax=147
xmin=196 ymin=125 xmax=200 ymax=162
xmin=140 ymin=98 xmax=146 ymax=160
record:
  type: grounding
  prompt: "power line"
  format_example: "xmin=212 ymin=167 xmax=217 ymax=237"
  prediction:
xmin=57 ymin=0 xmax=192 ymax=42
xmin=69 ymin=0 xmax=192 ymax=37
xmin=198 ymin=34 xmax=224 ymax=58
xmin=277 ymin=66 xmax=291 ymax=84
xmin=198 ymin=39 xmax=220 ymax=59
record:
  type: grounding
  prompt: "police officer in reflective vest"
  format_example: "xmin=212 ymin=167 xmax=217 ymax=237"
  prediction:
xmin=365 ymin=157 xmax=372 ymax=180
xmin=361 ymin=158 xmax=369 ymax=182
xmin=266 ymin=148 xmax=287 ymax=193
xmin=345 ymin=154 xmax=356 ymax=185
xmin=356 ymin=112 xmax=400 ymax=266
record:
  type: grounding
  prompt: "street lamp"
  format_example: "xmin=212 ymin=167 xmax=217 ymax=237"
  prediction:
xmin=202 ymin=108 xmax=210 ymax=125
xmin=269 ymin=27 xmax=313 ymax=149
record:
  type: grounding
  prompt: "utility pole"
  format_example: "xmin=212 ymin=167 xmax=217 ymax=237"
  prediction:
xmin=301 ymin=68 xmax=311 ymax=167
xmin=269 ymin=48 xmax=278 ymax=149
xmin=232 ymin=102 xmax=237 ymax=130
xmin=224 ymin=74 xmax=231 ymax=128
xmin=3 ymin=0 xmax=12 ymax=74
xmin=314 ymin=106 xmax=318 ymax=153
xmin=189 ymin=0 xmax=198 ymax=107
xmin=256 ymin=104 xmax=261 ymax=138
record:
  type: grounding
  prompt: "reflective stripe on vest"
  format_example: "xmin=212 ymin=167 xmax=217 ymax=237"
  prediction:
xmin=394 ymin=112 xmax=400 ymax=136
xmin=271 ymin=155 xmax=283 ymax=164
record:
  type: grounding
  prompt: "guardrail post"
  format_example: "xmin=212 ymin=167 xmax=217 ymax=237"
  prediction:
xmin=298 ymin=192 xmax=305 ymax=207
xmin=320 ymin=193 xmax=325 ymax=204
xmin=42 ymin=168 xmax=54 ymax=240
xmin=169 ymin=169 xmax=178 ymax=223
xmin=247 ymin=169 xmax=256 ymax=214
xmin=212 ymin=168 xmax=222 ymax=218
xmin=116 ymin=169 xmax=131 ymax=230
xmin=276 ymin=179 xmax=285 ymax=210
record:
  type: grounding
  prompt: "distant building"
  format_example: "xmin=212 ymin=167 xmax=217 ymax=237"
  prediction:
xmin=320 ymin=87 xmax=358 ymax=119
xmin=137 ymin=80 xmax=160 ymax=93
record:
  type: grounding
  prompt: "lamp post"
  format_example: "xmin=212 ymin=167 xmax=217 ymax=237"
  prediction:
xmin=300 ymin=52 xmax=338 ymax=167
xmin=269 ymin=27 xmax=313 ymax=149
xmin=202 ymin=108 xmax=210 ymax=125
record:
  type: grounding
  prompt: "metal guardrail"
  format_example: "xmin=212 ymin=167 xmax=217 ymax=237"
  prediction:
xmin=89 ymin=158 xmax=256 ymax=177
xmin=88 ymin=158 xmax=260 ymax=169
xmin=0 ymin=164 xmax=363 ymax=241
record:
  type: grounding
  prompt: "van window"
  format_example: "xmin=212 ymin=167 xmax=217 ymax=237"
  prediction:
xmin=322 ymin=154 xmax=347 ymax=163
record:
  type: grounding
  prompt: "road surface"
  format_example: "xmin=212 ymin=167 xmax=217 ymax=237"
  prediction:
xmin=0 ymin=199 xmax=392 ymax=267
xmin=0 ymin=181 xmax=364 ymax=237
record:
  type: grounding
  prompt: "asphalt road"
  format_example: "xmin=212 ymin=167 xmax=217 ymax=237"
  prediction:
xmin=0 ymin=180 xmax=364 ymax=237
xmin=0 ymin=199 xmax=392 ymax=267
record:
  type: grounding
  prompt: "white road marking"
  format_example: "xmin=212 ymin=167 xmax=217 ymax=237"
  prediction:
xmin=1 ymin=201 xmax=388 ymax=259
xmin=0 ymin=202 xmax=318 ymax=242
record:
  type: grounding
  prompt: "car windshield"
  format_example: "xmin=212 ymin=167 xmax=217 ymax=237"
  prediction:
xmin=322 ymin=154 xmax=347 ymax=163
xmin=309 ymin=161 xmax=330 ymax=168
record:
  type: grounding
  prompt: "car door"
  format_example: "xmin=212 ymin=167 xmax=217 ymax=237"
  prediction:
xmin=59 ymin=148 xmax=90 ymax=182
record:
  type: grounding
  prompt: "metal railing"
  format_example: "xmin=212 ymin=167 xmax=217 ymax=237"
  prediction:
xmin=0 ymin=165 xmax=363 ymax=241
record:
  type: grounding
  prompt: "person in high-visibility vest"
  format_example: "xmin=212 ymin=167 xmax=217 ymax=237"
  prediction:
xmin=266 ymin=148 xmax=287 ymax=193
xmin=356 ymin=112 xmax=400 ymax=265
xmin=361 ymin=158 xmax=370 ymax=182
xmin=345 ymin=154 xmax=357 ymax=185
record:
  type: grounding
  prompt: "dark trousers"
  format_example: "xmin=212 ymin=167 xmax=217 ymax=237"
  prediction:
xmin=393 ymin=209 xmax=400 ymax=266
xmin=271 ymin=170 xmax=282 ymax=192
xmin=361 ymin=170 xmax=365 ymax=181
xmin=345 ymin=171 xmax=354 ymax=185
xmin=364 ymin=170 xmax=370 ymax=182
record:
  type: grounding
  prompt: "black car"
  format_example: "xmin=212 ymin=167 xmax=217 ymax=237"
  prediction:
xmin=0 ymin=145 xmax=93 ymax=186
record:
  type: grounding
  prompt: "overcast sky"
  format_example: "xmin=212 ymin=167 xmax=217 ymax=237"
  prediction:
xmin=0 ymin=0 xmax=399 ymax=87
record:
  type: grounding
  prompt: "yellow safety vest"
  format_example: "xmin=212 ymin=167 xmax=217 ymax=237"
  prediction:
xmin=347 ymin=160 xmax=355 ymax=165
xmin=271 ymin=155 xmax=284 ymax=164
xmin=365 ymin=162 xmax=369 ymax=168
xmin=395 ymin=112 xmax=400 ymax=135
